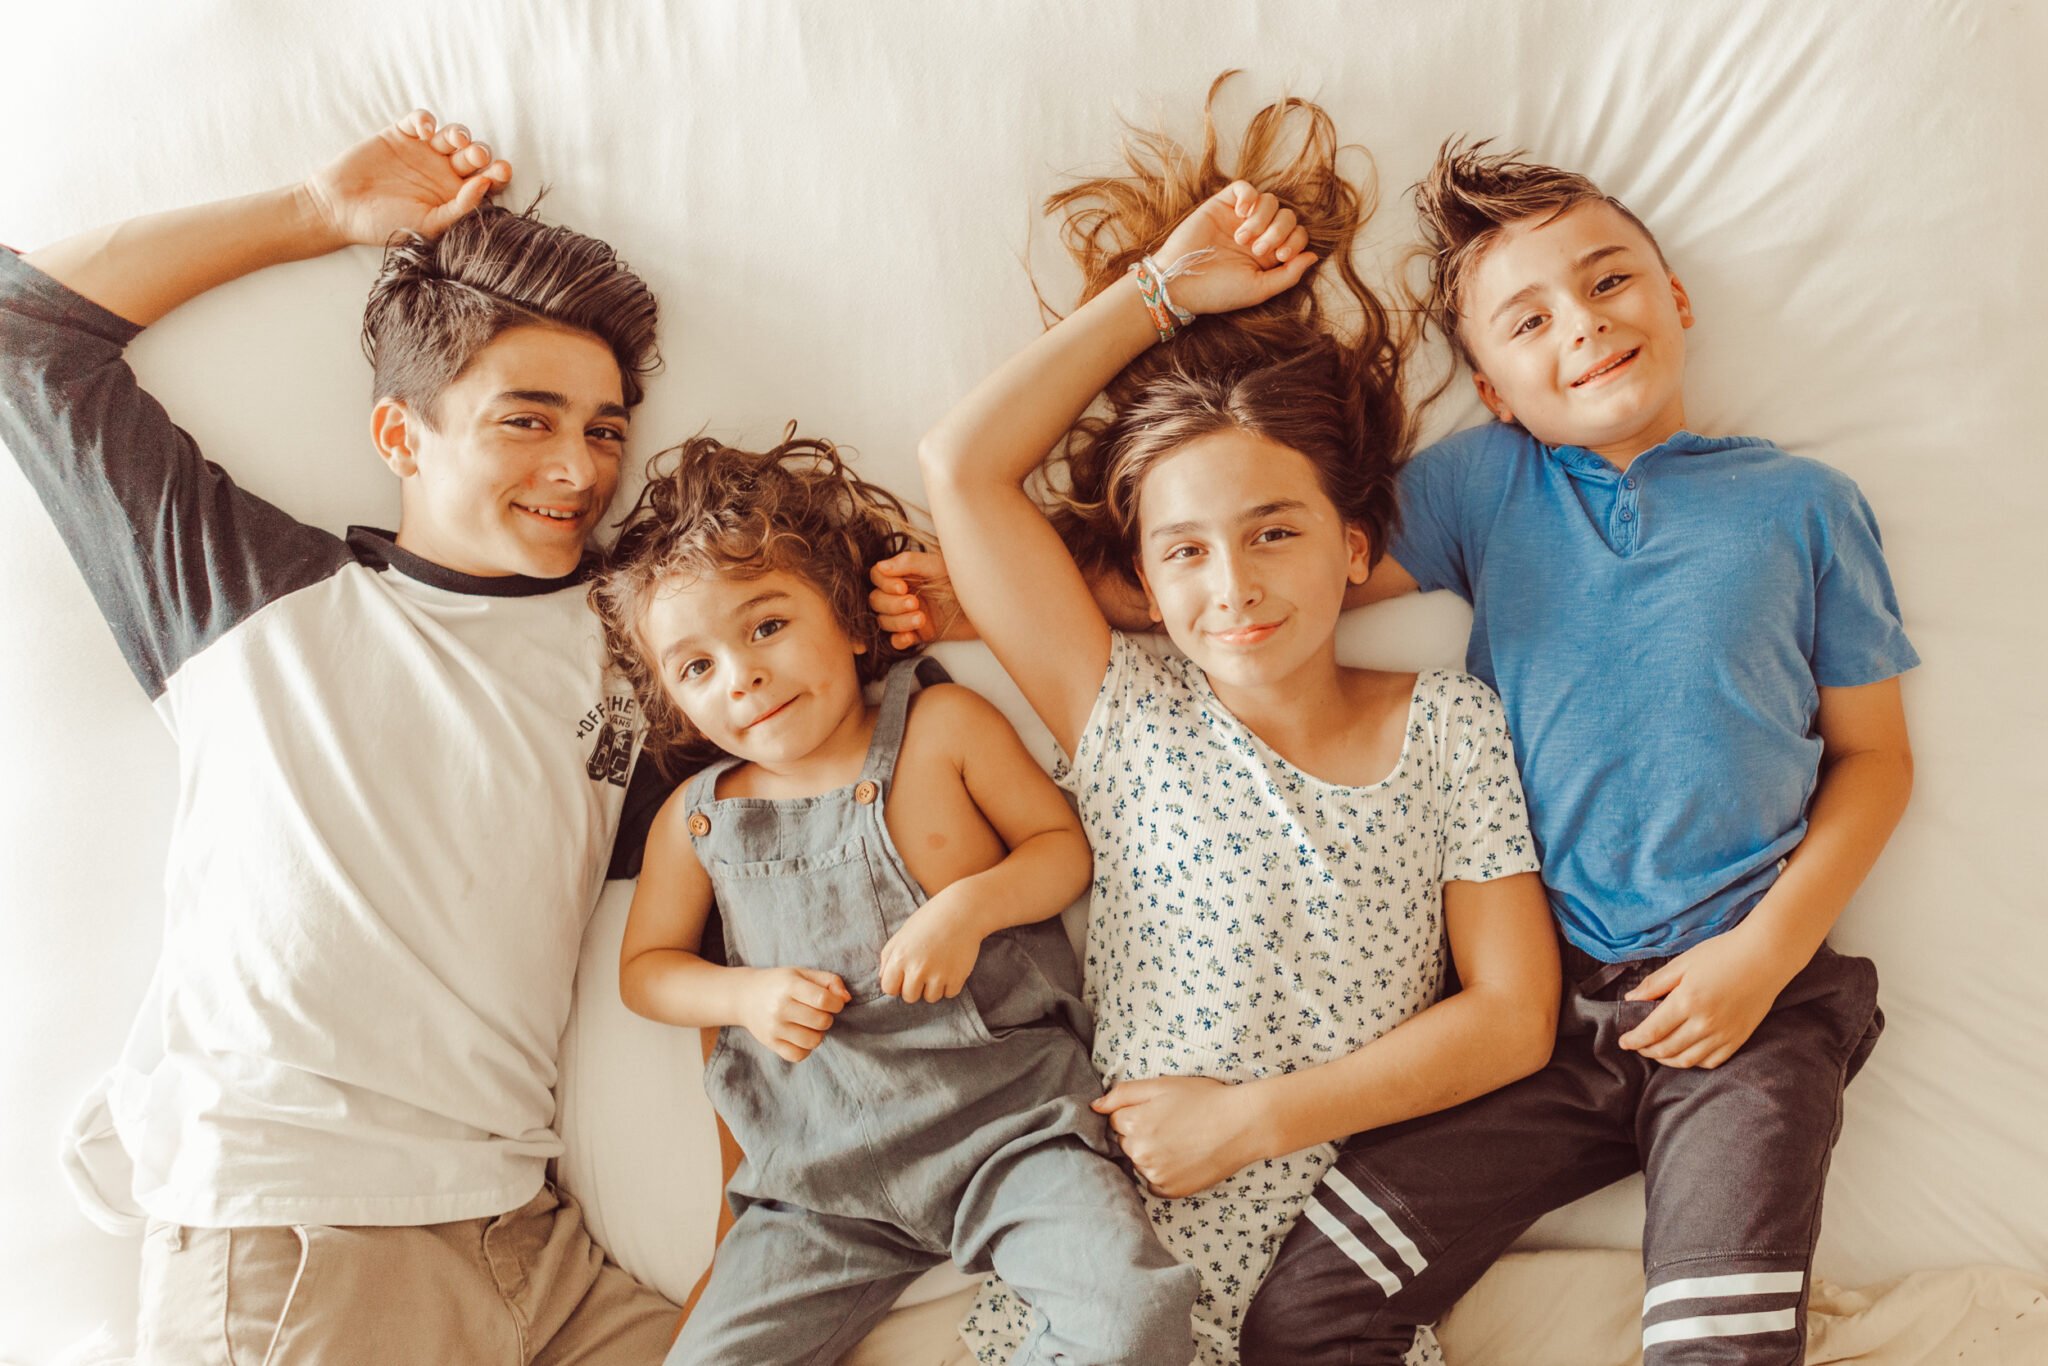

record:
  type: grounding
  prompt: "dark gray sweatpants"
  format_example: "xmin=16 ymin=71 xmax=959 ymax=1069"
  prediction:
xmin=1241 ymin=939 xmax=1883 ymax=1366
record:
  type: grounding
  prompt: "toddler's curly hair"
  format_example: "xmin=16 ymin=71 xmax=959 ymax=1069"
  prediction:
xmin=591 ymin=429 xmax=925 ymax=773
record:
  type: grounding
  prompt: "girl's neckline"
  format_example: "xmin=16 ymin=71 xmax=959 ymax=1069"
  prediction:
xmin=1190 ymin=662 xmax=1426 ymax=794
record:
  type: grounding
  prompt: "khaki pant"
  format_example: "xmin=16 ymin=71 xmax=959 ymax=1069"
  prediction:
xmin=136 ymin=1183 xmax=678 ymax=1365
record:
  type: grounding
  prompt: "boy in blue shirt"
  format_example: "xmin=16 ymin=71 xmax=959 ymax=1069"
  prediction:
xmin=1236 ymin=143 xmax=1918 ymax=1364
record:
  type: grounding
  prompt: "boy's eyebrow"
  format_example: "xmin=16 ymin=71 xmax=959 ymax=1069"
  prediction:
xmin=1148 ymin=500 xmax=1309 ymax=540
xmin=494 ymin=390 xmax=632 ymax=422
xmin=653 ymin=590 xmax=794 ymax=665
xmin=1485 ymin=244 xmax=1635 ymax=328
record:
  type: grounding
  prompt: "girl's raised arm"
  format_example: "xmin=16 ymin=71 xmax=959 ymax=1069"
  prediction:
xmin=918 ymin=181 xmax=1313 ymax=757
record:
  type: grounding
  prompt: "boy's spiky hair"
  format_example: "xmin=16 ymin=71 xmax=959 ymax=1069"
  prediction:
xmin=590 ymin=428 xmax=927 ymax=774
xmin=1415 ymin=139 xmax=1666 ymax=368
xmin=363 ymin=203 xmax=661 ymax=418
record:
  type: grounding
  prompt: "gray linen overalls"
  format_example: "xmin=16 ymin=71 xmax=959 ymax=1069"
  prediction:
xmin=665 ymin=659 xmax=1197 ymax=1366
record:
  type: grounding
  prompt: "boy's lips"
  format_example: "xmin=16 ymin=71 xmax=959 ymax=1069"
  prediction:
xmin=513 ymin=501 xmax=589 ymax=530
xmin=1570 ymin=348 xmax=1640 ymax=388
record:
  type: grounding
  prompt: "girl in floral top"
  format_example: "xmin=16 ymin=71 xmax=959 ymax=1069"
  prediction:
xmin=890 ymin=84 xmax=1562 ymax=1364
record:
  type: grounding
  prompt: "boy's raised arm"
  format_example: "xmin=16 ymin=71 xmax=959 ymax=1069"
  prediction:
xmin=27 ymin=110 xmax=508 ymax=326
xmin=0 ymin=111 xmax=509 ymax=699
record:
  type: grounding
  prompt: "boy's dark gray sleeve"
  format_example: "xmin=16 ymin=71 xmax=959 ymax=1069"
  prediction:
xmin=0 ymin=249 xmax=351 ymax=699
xmin=606 ymin=754 xmax=678 ymax=881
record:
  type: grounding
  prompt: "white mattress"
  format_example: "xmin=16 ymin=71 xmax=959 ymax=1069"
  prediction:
xmin=2 ymin=2 xmax=2043 ymax=1360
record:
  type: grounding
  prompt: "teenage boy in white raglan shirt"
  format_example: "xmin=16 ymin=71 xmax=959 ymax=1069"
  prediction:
xmin=2 ymin=111 xmax=681 ymax=1361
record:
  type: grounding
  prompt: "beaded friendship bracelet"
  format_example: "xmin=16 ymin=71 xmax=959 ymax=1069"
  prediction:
xmin=1128 ymin=248 xmax=1214 ymax=343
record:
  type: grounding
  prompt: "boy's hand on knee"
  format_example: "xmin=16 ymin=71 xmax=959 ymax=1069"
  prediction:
xmin=738 ymin=967 xmax=850 ymax=1064
xmin=1620 ymin=926 xmax=1799 ymax=1069
xmin=878 ymin=889 xmax=983 ymax=1004
xmin=300 ymin=109 xmax=512 ymax=251
xmin=868 ymin=551 xmax=976 ymax=650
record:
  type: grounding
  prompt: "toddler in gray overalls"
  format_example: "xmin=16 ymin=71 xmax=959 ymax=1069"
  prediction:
xmin=665 ymin=658 xmax=1196 ymax=1365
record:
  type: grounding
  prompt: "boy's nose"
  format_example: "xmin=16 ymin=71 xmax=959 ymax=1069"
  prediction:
xmin=547 ymin=432 xmax=601 ymax=487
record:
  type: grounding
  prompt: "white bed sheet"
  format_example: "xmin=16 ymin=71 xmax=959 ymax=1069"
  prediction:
xmin=2 ymin=1 xmax=2043 ymax=1360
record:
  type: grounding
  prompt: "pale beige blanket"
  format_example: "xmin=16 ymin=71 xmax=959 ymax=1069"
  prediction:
xmin=846 ymin=1251 xmax=2048 ymax=1366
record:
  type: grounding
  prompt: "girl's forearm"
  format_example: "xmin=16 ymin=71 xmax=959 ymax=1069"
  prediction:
xmin=620 ymin=949 xmax=755 ymax=1029
xmin=944 ymin=829 xmax=1094 ymax=938
xmin=1241 ymin=981 xmax=1556 ymax=1159
xmin=920 ymin=277 xmax=1157 ymax=491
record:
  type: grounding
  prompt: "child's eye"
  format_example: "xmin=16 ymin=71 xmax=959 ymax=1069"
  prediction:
xmin=678 ymin=658 xmax=711 ymax=682
xmin=1253 ymin=527 xmax=1298 ymax=545
xmin=1592 ymin=272 xmax=1629 ymax=294
xmin=751 ymin=618 xmax=787 ymax=642
xmin=1164 ymin=544 xmax=1203 ymax=562
xmin=1512 ymin=313 xmax=1545 ymax=337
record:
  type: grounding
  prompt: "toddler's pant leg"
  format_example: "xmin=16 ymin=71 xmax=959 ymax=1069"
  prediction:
xmin=952 ymin=1135 xmax=1198 ymax=1366
xmin=665 ymin=1198 xmax=936 ymax=1366
xmin=1242 ymin=983 xmax=1641 ymax=1366
xmin=1635 ymin=943 xmax=1882 ymax=1366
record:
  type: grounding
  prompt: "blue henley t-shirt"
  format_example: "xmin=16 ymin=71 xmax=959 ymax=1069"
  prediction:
xmin=1391 ymin=424 xmax=1918 ymax=961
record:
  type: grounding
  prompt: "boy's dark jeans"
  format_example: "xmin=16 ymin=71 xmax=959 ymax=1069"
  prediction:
xmin=1241 ymin=937 xmax=1883 ymax=1366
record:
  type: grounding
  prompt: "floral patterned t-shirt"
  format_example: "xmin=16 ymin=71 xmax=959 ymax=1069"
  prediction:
xmin=960 ymin=633 xmax=1539 ymax=1366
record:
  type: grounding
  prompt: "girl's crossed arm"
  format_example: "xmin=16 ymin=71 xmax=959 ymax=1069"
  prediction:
xmin=1098 ymin=871 xmax=1560 ymax=1197
xmin=620 ymin=790 xmax=850 ymax=1064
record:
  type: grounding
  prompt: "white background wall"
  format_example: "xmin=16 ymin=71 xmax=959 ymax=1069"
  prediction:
xmin=2 ymin=2 xmax=2043 ymax=1359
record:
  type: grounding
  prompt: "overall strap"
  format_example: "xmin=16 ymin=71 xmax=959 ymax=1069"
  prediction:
xmin=681 ymin=756 xmax=740 ymax=811
xmin=856 ymin=656 xmax=951 ymax=792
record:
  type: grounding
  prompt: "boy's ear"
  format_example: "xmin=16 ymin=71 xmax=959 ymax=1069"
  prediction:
xmin=371 ymin=398 xmax=420 ymax=478
xmin=1471 ymin=372 xmax=1514 ymax=425
xmin=1670 ymin=272 xmax=1695 ymax=329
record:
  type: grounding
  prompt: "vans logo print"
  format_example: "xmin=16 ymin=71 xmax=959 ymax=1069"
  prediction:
xmin=578 ymin=695 xmax=639 ymax=788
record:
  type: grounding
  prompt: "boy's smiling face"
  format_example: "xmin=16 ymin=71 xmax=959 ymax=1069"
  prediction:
xmin=1459 ymin=200 xmax=1694 ymax=466
xmin=376 ymin=323 xmax=629 ymax=579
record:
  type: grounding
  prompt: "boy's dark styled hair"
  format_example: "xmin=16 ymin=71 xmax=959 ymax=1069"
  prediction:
xmin=1045 ymin=74 xmax=1410 ymax=586
xmin=362 ymin=204 xmax=661 ymax=419
xmin=1415 ymin=139 xmax=1667 ymax=368
xmin=591 ymin=430 xmax=925 ymax=772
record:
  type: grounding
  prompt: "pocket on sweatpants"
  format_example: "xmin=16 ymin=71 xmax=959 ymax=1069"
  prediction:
xmin=1804 ymin=942 xmax=1884 ymax=1082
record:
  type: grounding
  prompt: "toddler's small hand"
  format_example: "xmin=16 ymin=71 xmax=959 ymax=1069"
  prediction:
xmin=869 ymin=550 xmax=976 ymax=650
xmin=879 ymin=893 xmax=983 ymax=1004
xmin=740 ymin=966 xmax=850 ymax=1064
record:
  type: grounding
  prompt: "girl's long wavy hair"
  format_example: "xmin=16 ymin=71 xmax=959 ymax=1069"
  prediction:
xmin=591 ymin=428 xmax=926 ymax=774
xmin=1044 ymin=74 xmax=1411 ymax=585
